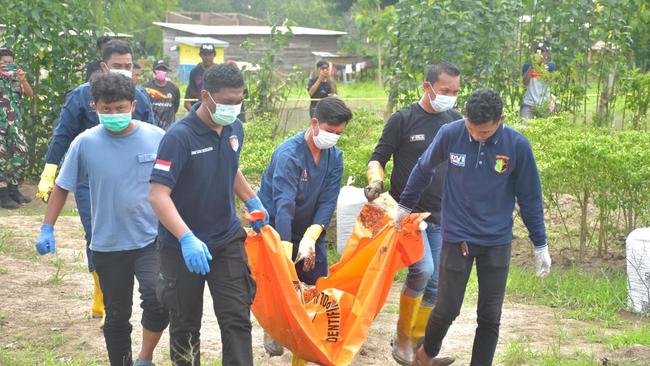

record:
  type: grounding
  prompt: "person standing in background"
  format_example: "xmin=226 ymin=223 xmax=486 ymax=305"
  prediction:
xmin=0 ymin=47 xmax=34 ymax=209
xmin=307 ymin=60 xmax=337 ymax=118
xmin=144 ymin=60 xmax=180 ymax=130
xmin=184 ymin=44 xmax=216 ymax=112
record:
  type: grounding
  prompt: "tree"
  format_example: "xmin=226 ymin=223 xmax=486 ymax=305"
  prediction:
xmin=0 ymin=0 xmax=97 ymax=179
xmin=103 ymin=0 xmax=180 ymax=57
xmin=180 ymin=0 xmax=345 ymax=30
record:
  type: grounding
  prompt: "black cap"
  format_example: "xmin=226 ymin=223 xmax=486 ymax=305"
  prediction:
xmin=153 ymin=59 xmax=169 ymax=71
xmin=199 ymin=44 xmax=216 ymax=55
xmin=536 ymin=42 xmax=549 ymax=52
xmin=316 ymin=59 xmax=329 ymax=69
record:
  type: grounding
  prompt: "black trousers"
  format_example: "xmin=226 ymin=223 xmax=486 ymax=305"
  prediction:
xmin=158 ymin=228 xmax=256 ymax=366
xmin=423 ymin=241 xmax=511 ymax=366
xmin=93 ymin=242 xmax=169 ymax=366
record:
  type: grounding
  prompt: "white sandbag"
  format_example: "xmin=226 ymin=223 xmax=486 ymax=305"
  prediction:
xmin=626 ymin=228 xmax=650 ymax=313
xmin=336 ymin=182 xmax=367 ymax=254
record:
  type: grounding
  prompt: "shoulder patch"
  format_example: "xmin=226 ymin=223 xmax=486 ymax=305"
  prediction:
xmin=229 ymin=135 xmax=239 ymax=152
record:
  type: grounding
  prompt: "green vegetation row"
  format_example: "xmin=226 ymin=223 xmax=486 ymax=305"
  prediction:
xmin=517 ymin=116 xmax=650 ymax=258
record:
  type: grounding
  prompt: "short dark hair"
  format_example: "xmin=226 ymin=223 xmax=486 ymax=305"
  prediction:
xmin=101 ymin=40 xmax=132 ymax=62
xmin=202 ymin=63 xmax=244 ymax=93
xmin=0 ymin=48 xmax=14 ymax=58
xmin=314 ymin=97 xmax=353 ymax=126
xmin=316 ymin=60 xmax=329 ymax=69
xmin=90 ymin=72 xmax=135 ymax=103
xmin=133 ymin=62 xmax=142 ymax=70
xmin=96 ymin=36 xmax=113 ymax=49
xmin=425 ymin=61 xmax=460 ymax=84
xmin=465 ymin=88 xmax=503 ymax=125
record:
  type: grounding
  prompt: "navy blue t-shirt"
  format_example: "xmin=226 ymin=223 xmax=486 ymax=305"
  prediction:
xmin=150 ymin=104 xmax=244 ymax=249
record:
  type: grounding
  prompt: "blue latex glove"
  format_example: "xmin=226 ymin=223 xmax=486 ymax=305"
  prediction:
xmin=179 ymin=231 xmax=213 ymax=275
xmin=35 ymin=224 xmax=56 ymax=255
xmin=244 ymin=195 xmax=269 ymax=233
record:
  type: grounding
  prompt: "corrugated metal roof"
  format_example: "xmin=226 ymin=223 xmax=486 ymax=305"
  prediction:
xmin=175 ymin=36 xmax=229 ymax=47
xmin=154 ymin=22 xmax=346 ymax=36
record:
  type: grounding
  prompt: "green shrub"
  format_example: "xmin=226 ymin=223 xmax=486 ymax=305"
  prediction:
xmin=240 ymin=109 xmax=392 ymax=188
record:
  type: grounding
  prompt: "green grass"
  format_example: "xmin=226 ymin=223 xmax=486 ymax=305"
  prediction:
xmin=0 ymin=229 xmax=17 ymax=254
xmin=501 ymin=341 xmax=600 ymax=366
xmin=604 ymin=325 xmax=650 ymax=350
xmin=505 ymin=265 xmax=627 ymax=322
xmin=0 ymin=347 xmax=102 ymax=366
xmin=383 ymin=304 xmax=399 ymax=314
xmin=287 ymin=80 xmax=387 ymax=100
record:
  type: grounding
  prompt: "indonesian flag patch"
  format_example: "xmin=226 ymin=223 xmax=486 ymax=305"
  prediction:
xmin=229 ymin=135 xmax=239 ymax=152
xmin=154 ymin=159 xmax=172 ymax=172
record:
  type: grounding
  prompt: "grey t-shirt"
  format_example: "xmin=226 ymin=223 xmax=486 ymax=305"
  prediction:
xmin=522 ymin=61 xmax=557 ymax=107
xmin=56 ymin=121 xmax=165 ymax=252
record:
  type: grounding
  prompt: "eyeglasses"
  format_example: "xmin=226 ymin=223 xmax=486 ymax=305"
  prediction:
xmin=319 ymin=66 xmax=329 ymax=70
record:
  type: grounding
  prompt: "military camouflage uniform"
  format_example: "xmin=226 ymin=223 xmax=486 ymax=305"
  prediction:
xmin=0 ymin=75 xmax=27 ymax=189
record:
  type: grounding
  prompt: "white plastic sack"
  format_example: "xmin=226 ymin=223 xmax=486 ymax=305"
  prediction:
xmin=626 ymin=228 xmax=650 ymax=313
xmin=336 ymin=182 xmax=367 ymax=254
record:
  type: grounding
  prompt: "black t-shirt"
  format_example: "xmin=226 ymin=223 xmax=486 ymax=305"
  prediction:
xmin=184 ymin=64 xmax=207 ymax=106
xmin=143 ymin=80 xmax=181 ymax=130
xmin=369 ymin=103 xmax=463 ymax=224
xmin=85 ymin=60 xmax=102 ymax=82
xmin=307 ymin=76 xmax=333 ymax=115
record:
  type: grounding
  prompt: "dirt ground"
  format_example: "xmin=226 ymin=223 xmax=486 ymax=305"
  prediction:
xmin=0 ymin=185 xmax=648 ymax=365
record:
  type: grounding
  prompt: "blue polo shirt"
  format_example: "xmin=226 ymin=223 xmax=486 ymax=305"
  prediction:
xmin=257 ymin=131 xmax=343 ymax=242
xmin=45 ymin=82 xmax=156 ymax=165
xmin=400 ymin=119 xmax=546 ymax=248
xmin=150 ymin=104 xmax=244 ymax=249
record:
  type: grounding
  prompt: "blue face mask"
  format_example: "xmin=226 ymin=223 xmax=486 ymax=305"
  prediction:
xmin=97 ymin=113 xmax=132 ymax=132
xmin=207 ymin=93 xmax=241 ymax=126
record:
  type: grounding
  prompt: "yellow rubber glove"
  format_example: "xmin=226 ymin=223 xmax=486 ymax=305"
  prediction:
xmin=36 ymin=163 xmax=58 ymax=202
xmin=364 ymin=162 xmax=385 ymax=201
xmin=295 ymin=224 xmax=323 ymax=271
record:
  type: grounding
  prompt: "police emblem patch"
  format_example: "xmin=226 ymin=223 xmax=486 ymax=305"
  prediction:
xmin=494 ymin=155 xmax=510 ymax=174
xmin=229 ymin=135 xmax=239 ymax=152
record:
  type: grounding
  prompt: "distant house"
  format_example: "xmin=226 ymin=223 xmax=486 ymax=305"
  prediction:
xmin=174 ymin=37 xmax=229 ymax=83
xmin=153 ymin=12 xmax=346 ymax=77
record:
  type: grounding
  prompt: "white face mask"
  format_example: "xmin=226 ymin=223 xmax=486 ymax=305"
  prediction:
xmin=313 ymin=126 xmax=340 ymax=150
xmin=428 ymin=84 xmax=457 ymax=112
xmin=109 ymin=68 xmax=133 ymax=79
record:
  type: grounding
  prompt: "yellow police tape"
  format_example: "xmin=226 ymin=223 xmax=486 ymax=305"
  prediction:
xmin=180 ymin=97 xmax=388 ymax=102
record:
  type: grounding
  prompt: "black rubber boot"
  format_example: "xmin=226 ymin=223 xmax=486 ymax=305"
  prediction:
xmin=8 ymin=184 xmax=32 ymax=204
xmin=0 ymin=187 xmax=20 ymax=209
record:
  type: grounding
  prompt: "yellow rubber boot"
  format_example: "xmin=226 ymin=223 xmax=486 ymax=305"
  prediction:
xmin=291 ymin=355 xmax=307 ymax=366
xmin=91 ymin=271 xmax=105 ymax=319
xmin=392 ymin=294 xmax=422 ymax=366
xmin=411 ymin=305 xmax=433 ymax=345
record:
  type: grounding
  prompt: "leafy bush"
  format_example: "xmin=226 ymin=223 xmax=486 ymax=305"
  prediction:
xmin=1 ymin=0 xmax=96 ymax=180
xmin=516 ymin=115 xmax=650 ymax=257
xmin=240 ymin=109 xmax=391 ymax=187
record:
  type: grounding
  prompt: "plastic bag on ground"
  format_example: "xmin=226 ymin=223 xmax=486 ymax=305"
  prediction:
xmin=245 ymin=193 xmax=427 ymax=365
xmin=335 ymin=181 xmax=368 ymax=254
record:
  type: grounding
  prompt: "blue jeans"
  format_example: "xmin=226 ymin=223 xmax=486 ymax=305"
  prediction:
xmin=402 ymin=222 xmax=442 ymax=306
xmin=74 ymin=181 xmax=94 ymax=272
